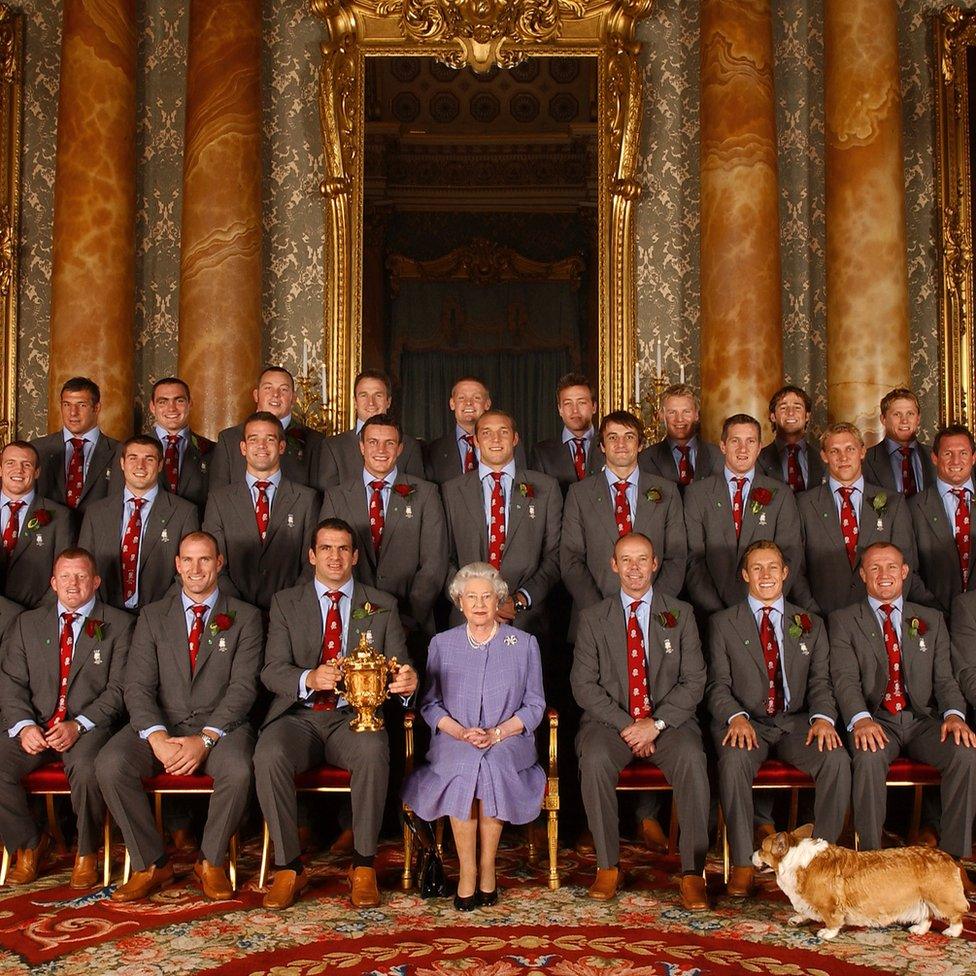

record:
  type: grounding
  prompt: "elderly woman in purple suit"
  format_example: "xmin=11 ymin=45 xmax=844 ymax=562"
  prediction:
xmin=402 ymin=562 xmax=546 ymax=910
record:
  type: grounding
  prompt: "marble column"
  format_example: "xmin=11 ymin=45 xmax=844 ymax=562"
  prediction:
xmin=699 ymin=0 xmax=783 ymax=443
xmin=47 ymin=0 xmax=137 ymax=438
xmin=824 ymin=0 xmax=910 ymax=442
xmin=177 ymin=0 xmax=262 ymax=439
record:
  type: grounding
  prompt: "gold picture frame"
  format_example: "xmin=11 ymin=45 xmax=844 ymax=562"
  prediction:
xmin=310 ymin=0 xmax=654 ymax=431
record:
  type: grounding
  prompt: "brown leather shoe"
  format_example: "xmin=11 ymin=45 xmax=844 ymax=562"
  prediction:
xmin=170 ymin=828 xmax=197 ymax=853
xmin=640 ymin=817 xmax=668 ymax=854
xmin=193 ymin=859 xmax=233 ymax=901
xmin=7 ymin=835 xmax=50 ymax=886
xmin=70 ymin=853 xmax=100 ymax=890
xmin=587 ymin=867 xmax=621 ymax=900
xmin=914 ymin=826 xmax=939 ymax=848
xmin=679 ymin=874 xmax=708 ymax=911
xmin=110 ymin=862 xmax=174 ymax=902
xmin=263 ymin=869 xmax=308 ymax=909
xmin=575 ymin=830 xmax=595 ymax=856
xmin=726 ymin=865 xmax=754 ymax=898
xmin=329 ymin=828 xmax=355 ymax=855
xmin=349 ymin=866 xmax=381 ymax=908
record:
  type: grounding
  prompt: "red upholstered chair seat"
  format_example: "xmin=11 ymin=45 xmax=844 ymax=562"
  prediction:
xmin=887 ymin=757 xmax=940 ymax=785
xmin=616 ymin=763 xmax=670 ymax=789
xmin=754 ymin=760 xmax=814 ymax=788
xmin=22 ymin=762 xmax=68 ymax=792
xmin=142 ymin=773 xmax=216 ymax=791
xmin=295 ymin=764 xmax=352 ymax=790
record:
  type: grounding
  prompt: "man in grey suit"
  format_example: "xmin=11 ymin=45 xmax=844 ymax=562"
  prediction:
xmin=571 ymin=532 xmax=710 ymax=909
xmin=320 ymin=370 xmax=425 ymax=487
xmin=203 ymin=412 xmax=318 ymax=612
xmin=757 ymin=386 xmax=825 ymax=491
xmin=0 ymin=440 xmax=73 ymax=608
xmin=96 ymin=532 xmax=263 ymax=902
xmin=862 ymin=388 xmax=935 ymax=497
xmin=319 ymin=414 xmax=447 ymax=638
xmin=442 ymin=409 xmax=562 ymax=638
xmin=0 ymin=548 xmax=133 ymax=888
xmin=531 ymin=373 xmax=602 ymax=495
xmin=78 ymin=435 xmax=199 ymax=611
xmin=0 ymin=593 xmax=21 ymax=637
xmin=910 ymin=425 xmax=976 ymax=615
xmin=254 ymin=518 xmax=417 ymax=910
xmin=708 ymin=540 xmax=849 ymax=897
xmin=685 ymin=414 xmax=812 ymax=618
xmin=830 ymin=543 xmax=976 ymax=888
xmin=31 ymin=376 xmax=121 ymax=525
xmin=209 ymin=365 xmax=326 ymax=491
xmin=798 ymin=423 xmax=918 ymax=617
xmin=638 ymin=384 xmax=723 ymax=490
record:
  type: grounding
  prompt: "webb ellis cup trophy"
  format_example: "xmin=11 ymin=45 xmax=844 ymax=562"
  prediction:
xmin=337 ymin=631 xmax=399 ymax=732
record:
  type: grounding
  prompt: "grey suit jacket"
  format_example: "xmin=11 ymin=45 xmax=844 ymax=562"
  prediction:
xmin=909 ymin=483 xmax=976 ymax=615
xmin=424 ymin=432 xmax=528 ymax=486
xmin=203 ymin=477 xmax=318 ymax=610
xmin=0 ymin=601 xmax=133 ymax=731
xmin=320 ymin=429 xmax=425 ymax=488
xmin=707 ymin=601 xmax=835 ymax=730
xmin=261 ymin=581 xmax=410 ymax=727
xmin=1 ymin=495 xmax=73 ymax=609
xmin=638 ymin=438 xmax=723 ymax=487
xmin=125 ymin=590 xmax=263 ymax=736
xmin=684 ymin=473 xmax=812 ymax=614
xmin=757 ymin=438 xmax=826 ymax=489
xmin=319 ymin=473 xmax=448 ymax=633
xmin=0 ymin=595 xmax=22 ymax=639
xmin=571 ymin=590 xmax=705 ymax=732
xmin=441 ymin=468 xmax=562 ymax=633
xmin=863 ymin=440 xmax=936 ymax=493
xmin=209 ymin=421 xmax=326 ymax=491
xmin=531 ymin=435 xmax=602 ymax=496
xmin=797 ymin=481 xmax=919 ymax=617
xmin=78 ymin=490 xmax=199 ymax=610
xmin=32 ymin=431 xmax=122 ymax=521
xmin=950 ymin=591 xmax=976 ymax=709
xmin=560 ymin=471 xmax=687 ymax=610
xmin=165 ymin=430 xmax=214 ymax=515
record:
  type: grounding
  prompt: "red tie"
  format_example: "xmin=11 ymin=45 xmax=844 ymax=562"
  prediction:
xmin=627 ymin=600 xmax=652 ymax=720
xmin=188 ymin=604 xmax=207 ymax=673
xmin=312 ymin=590 xmax=343 ymax=711
xmin=368 ymin=479 xmax=386 ymax=553
xmin=786 ymin=444 xmax=806 ymax=492
xmin=759 ymin=607 xmax=785 ymax=716
xmin=899 ymin=447 xmax=918 ymax=498
xmin=614 ymin=480 xmax=633 ymax=537
xmin=164 ymin=434 xmax=181 ymax=492
xmin=676 ymin=445 xmax=693 ymax=487
xmin=572 ymin=438 xmax=587 ymax=482
xmin=878 ymin=603 xmax=907 ymax=714
xmin=953 ymin=488 xmax=971 ymax=588
xmin=254 ymin=481 xmax=271 ymax=540
xmin=48 ymin=612 xmax=76 ymax=728
xmin=487 ymin=472 xmax=506 ymax=569
xmin=731 ymin=477 xmax=746 ymax=538
xmin=66 ymin=438 xmax=86 ymax=509
xmin=120 ymin=497 xmax=146 ymax=604
xmin=2 ymin=500 xmax=24 ymax=554
xmin=838 ymin=486 xmax=859 ymax=567
xmin=462 ymin=435 xmax=477 ymax=474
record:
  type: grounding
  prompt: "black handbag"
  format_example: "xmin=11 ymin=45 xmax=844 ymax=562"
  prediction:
xmin=404 ymin=810 xmax=449 ymax=898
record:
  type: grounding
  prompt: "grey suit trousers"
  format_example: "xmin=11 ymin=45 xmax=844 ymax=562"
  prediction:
xmin=254 ymin=707 xmax=390 ymax=865
xmin=95 ymin=725 xmax=254 ymax=870
xmin=0 ymin=728 xmax=111 ymax=855
xmin=576 ymin=719 xmax=709 ymax=873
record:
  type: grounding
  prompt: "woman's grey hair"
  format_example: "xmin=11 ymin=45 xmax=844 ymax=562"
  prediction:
xmin=448 ymin=562 xmax=510 ymax=606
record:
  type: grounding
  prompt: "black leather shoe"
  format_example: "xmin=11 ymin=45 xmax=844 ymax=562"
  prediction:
xmin=454 ymin=892 xmax=478 ymax=911
xmin=476 ymin=888 xmax=498 ymax=907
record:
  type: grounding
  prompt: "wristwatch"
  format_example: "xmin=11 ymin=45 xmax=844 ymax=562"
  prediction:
xmin=74 ymin=720 xmax=87 ymax=736
xmin=200 ymin=732 xmax=218 ymax=751
xmin=653 ymin=719 xmax=666 ymax=732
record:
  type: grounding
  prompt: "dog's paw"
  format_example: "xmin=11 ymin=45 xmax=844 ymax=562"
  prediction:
xmin=908 ymin=920 xmax=931 ymax=936
xmin=788 ymin=914 xmax=808 ymax=926
xmin=816 ymin=927 xmax=839 ymax=940
xmin=944 ymin=922 xmax=963 ymax=938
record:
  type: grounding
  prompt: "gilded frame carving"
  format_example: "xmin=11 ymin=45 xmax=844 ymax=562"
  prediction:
xmin=310 ymin=0 xmax=653 ymax=430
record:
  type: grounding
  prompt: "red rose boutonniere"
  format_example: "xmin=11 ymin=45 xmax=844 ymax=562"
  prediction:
xmin=285 ymin=426 xmax=307 ymax=459
xmin=26 ymin=509 xmax=52 ymax=531
xmin=644 ymin=487 xmax=663 ymax=503
xmin=189 ymin=432 xmax=214 ymax=457
xmin=787 ymin=613 xmax=813 ymax=639
xmin=655 ymin=610 xmax=679 ymax=628
xmin=85 ymin=619 xmax=106 ymax=641
xmin=518 ymin=482 xmax=535 ymax=498
xmin=749 ymin=487 xmax=775 ymax=515
xmin=908 ymin=617 xmax=928 ymax=640
xmin=352 ymin=601 xmax=388 ymax=621
xmin=208 ymin=611 xmax=236 ymax=637
xmin=393 ymin=483 xmax=415 ymax=498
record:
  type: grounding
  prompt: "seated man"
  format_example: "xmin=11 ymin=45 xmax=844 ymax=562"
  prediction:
xmin=708 ymin=540 xmax=849 ymax=897
xmin=96 ymin=532 xmax=263 ymax=902
xmin=254 ymin=518 xmax=418 ymax=910
xmin=0 ymin=547 xmax=133 ymax=887
xmin=571 ymin=532 xmax=710 ymax=910
xmin=829 ymin=542 xmax=976 ymax=888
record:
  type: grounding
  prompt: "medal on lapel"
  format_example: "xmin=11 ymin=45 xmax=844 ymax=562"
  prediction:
xmin=93 ymin=649 xmax=102 ymax=665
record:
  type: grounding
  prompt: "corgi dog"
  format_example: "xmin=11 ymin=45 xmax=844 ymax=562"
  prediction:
xmin=752 ymin=824 xmax=968 ymax=940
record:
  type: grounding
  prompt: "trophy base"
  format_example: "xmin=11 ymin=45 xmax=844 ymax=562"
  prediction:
xmin=349 ymin=712 xmax=386 ymax=733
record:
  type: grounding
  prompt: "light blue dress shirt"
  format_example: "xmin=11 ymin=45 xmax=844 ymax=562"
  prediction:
xmin=0 ymin=489 xmax=35 ymax=536
xmin=670 ymin=437 xmax=699 ymax=473
xmin=246 ymin=469 xmax=282 ymax=511
xmin=154 ymin=425 xmax=188 ymax=468
xmin=455 ymin=423 xmax=478 ymax=470
xmin=884 ymin=438 xmax=924 ymax=494
xmin=362 ymin=466 xmax=398 ymax=518
xmin=62 ymin=428 xmax=101 ymax=480
xmin=828 ymin=476 xmax=864 ymax=520
xmin=479 ymin=460 xmax=516 ymax=530
xmin=604 ymin=465 xmax=639 ymax=522
xmin=561 ymin=426 xmax=595 ymax=465
xmin=724 ymin=467 xmax=755 ymax=503
xmin=938 ymin=478 xmax=971 ymax=524
xmin=777 ymin=439 xmax=809 ymax=485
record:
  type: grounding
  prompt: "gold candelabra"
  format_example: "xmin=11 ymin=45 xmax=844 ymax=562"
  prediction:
xmin=630 ymin=338 xmax=689 ymax=441
xmin=295 ymin=340 xmax=332 ymax=435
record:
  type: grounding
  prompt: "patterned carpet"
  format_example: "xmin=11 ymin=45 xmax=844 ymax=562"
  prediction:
xmin=0 ymin=837 xmax=973 ymax=976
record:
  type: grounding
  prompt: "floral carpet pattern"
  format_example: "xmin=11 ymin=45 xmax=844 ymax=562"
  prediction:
xmin=0 ymin=839 xmax=973 ymax=975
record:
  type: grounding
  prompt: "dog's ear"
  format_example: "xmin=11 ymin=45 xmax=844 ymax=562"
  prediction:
xmin=770 ymin=832 xmax=791 ymax=858
xmin=791 ymin=823 xmax=815 ymax=841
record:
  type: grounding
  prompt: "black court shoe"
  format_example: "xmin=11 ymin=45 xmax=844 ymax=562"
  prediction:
xmin=476 ymin=888 xmax=498 ymax=907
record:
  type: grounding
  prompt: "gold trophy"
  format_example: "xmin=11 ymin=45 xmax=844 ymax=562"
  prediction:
xmin=336 ymin=630 xmax=399 ymax=732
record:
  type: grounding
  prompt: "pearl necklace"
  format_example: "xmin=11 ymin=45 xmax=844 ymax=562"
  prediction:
xmin=466 ymin=623 xmax=498 ymax=649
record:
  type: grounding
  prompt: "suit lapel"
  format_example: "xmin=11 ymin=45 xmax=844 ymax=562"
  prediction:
xmin=601 ymin=596 xmax=627 ymax=694
xmin=51 ymin=442 xmax=67 ymax=502
xmin=140 ymin=491 xmax=172 ymax=566
xmin=168 ymin=592 xmax=194 ymax=686
xmin=813 ymin=485 xmax=845 ymax=551
xmin=731 ymin=602 xmax=768 ymax=682
xmin=66 ymin=605 xmax=102 ymax=692
xmin=380 ymin=482 xmax=407 ymax=555
xmin=8 ymin=494 xmax=47 ymax=568
xmin=855 ymin=602 xmax=889 ymax=684
xmin=192 ymin=592 xmax=232 ymax=680
xmin=263 ymin=479 xmax=296 ymax=548
xmin=459 ymin=473 xmax=488 ymax=560
xmin=81 ymin=435 xmax=112 ymax=502
xmin=229 ymin=481 xmax=262 ymax=542
xmin=920 ymin=487 xmax=955 ymax=547
xmin=780 ymin=602 xmax=808 ymax=699
xmin=899 ymin=607 xmax=927 ymax=702
xmin=342 ymin=482 xmax=376 ymax=571
xmin=710 ymin=475 xmax=739 ymax=548
xmin=591 ymin=475 xmax=623 ymax=545
xmin=505 ymin=470 xmax=529 ymax=550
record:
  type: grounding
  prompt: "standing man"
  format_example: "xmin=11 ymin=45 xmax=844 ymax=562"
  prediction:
xmin=78 ymin=435 xmax=199 ymax=611
xmin=758 ymin=386 xmax=825 ymax=491
xmin=571 ymin=533 xmax=710 ymax=909
xmin=638 ymin=384 xmax=722 ymax=489
xmin=0 ymin=548 xmax=133 ymax=887
xmin=96 ymin=532 xmax=263 ymax=902
xmin=254 ymin=518 xmax=416 ymax=910
xmin=862 ymin=388 xmax=935 ymax=497
xmin=203 ymin=413 xmax=319 ymax=612
xmin=708 ymin=540 xmax=849 ymax=897
xmin=0 ymin=440 xmax=73 ymax=609
xmin=531 ymin=373 xmax=602 ymax=494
